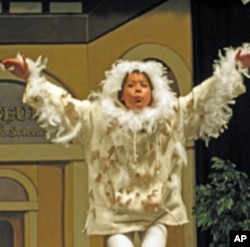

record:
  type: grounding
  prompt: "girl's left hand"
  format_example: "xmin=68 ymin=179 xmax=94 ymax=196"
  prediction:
xmin=235 ymin=49 xmax=250 ymax=69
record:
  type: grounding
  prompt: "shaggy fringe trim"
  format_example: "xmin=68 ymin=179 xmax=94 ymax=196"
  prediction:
xmin=194 ymin=45 xmax=249 ymax=145
xmin=23 ymin=56 xmax=82 ymax=145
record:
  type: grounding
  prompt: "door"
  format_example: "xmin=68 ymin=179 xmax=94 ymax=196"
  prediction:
xmin=0 ymin=212 xmax=24 ymax=247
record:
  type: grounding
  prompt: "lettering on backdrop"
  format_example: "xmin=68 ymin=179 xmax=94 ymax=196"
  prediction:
xmin=0 ymin=81 xmax=48 ymax=144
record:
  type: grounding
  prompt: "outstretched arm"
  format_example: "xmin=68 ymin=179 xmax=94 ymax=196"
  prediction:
xmin=180 ymin=43 xmax=250 ymax=145
xmin=1 ymin=54 xmax=91 ymax=145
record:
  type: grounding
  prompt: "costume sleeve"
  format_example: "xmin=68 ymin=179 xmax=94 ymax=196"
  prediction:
xmin=22 ymin=56 xmax=91 ymax=145
xmin=180 ymin=44 xmax=250 ymax=145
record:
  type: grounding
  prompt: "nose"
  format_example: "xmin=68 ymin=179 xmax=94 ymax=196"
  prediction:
xmin=135 ymin=84 xmax=142 ymax=92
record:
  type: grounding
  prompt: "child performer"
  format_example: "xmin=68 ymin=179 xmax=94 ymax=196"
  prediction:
xmin=1 ymin=44 xmax=250 ymax=247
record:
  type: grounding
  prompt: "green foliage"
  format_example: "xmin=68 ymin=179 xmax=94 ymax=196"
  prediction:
xmin=193 ymin=157 xmax=250 ymax=247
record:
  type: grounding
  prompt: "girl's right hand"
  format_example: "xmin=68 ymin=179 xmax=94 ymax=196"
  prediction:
xmin=1 ymin=54 xmax=30 ymax=80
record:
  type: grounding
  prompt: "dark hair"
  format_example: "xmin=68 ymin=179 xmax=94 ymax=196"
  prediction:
xmin=118 ymin=70 xmax=153 ymax=102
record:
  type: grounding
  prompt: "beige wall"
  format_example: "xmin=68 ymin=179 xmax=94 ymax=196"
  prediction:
xmin=0 ymin=45 xmax=89 ymax=98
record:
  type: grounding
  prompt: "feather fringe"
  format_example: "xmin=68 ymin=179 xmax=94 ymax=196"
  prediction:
xmin=22 ymin=56 xmax=82 ymax=145
xmin=195 ymin=46 xmax=247 ymax=145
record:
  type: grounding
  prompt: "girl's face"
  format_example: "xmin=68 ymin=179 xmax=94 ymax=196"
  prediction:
xmin=120 ymin=72 xmax=152 ymax=110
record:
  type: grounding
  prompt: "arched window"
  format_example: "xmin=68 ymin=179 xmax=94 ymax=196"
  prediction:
xmin=0 ymin=170 xmax=38 ymax=247
xmin=0 ymin=178 xmax=26 ymax=247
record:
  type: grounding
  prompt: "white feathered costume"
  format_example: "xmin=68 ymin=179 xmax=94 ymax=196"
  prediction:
xmin=15 ymin=44 xmax=250 ymax=234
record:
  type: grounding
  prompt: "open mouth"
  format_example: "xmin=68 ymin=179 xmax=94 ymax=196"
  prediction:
xmin=135 ymin=97 xmax=142 ymax=102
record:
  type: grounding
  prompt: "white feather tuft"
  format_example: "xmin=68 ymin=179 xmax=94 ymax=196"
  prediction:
xmin=174 ymin=142 xmax=187 ymax=166
xmin=167 ymin=174 xmax=180 ymax=189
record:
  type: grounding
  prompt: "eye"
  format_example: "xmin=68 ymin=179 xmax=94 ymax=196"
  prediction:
xmin=141 ymin=82 xmax=149 ymax=88
xmin=127 ymin=82 xmax=135 ymax=88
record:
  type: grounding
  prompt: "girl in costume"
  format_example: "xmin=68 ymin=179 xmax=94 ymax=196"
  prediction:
xmin=1 ymin=44 xmax=250 ymax=247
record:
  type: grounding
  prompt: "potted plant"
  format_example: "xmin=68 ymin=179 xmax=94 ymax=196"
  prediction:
xmin=193 ymin=157 xmax=250 ymax=247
